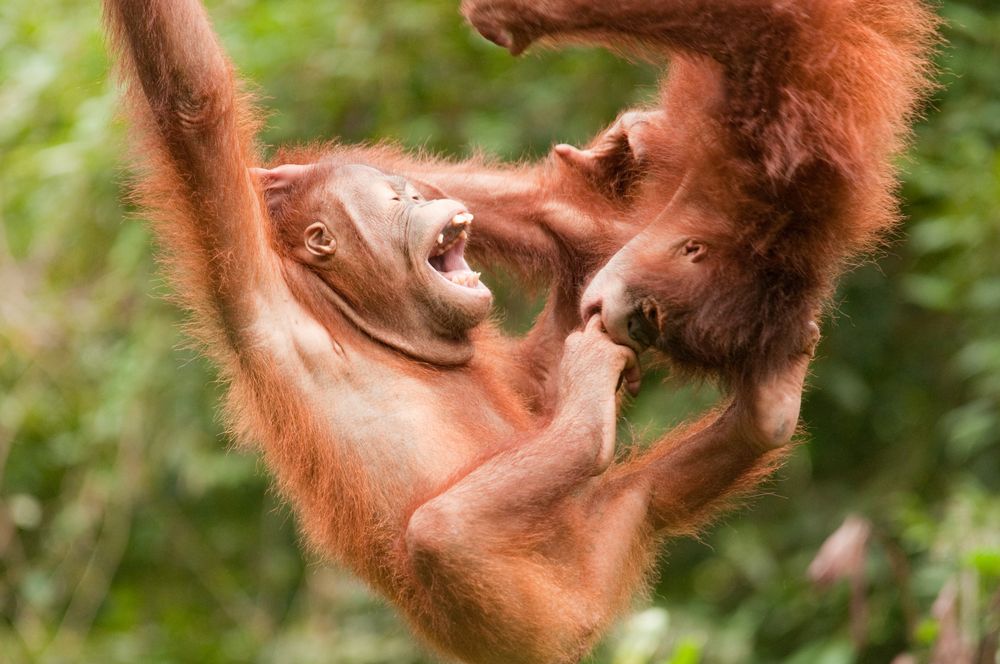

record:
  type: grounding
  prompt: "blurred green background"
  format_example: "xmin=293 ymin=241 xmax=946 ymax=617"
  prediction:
xmin=1 ymin=0 xmax=998 ymax=662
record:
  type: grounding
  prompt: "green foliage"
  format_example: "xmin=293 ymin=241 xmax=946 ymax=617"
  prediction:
xmin=1 ymin=0 xmax=997 ymax=662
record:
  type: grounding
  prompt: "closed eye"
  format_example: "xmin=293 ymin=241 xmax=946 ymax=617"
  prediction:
xmin=682 ymin=240 xmax=703 ymax=255
xmin=680 ymin=239 xmax=707 ymax=263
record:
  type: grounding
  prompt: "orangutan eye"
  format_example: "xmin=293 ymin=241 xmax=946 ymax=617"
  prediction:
xmin=680 ymin=240 xmax=707 ymax=263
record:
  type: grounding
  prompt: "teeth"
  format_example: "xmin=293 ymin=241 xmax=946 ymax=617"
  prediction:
xmin=435 ymin=213 xmax=474 ymax=251
xmin=448 ymin=271 xmax=481 ymax=288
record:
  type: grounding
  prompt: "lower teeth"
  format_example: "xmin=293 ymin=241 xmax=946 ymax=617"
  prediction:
xmin=449 ymin=272 xmax=480 ymax=287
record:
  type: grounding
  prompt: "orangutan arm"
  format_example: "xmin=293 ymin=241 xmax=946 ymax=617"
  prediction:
xmin=461 ymin=0 xmax=797 ymax=60
xmin=614 ymin=322 xmax=820 ymax=533
xmin=368 ymin=149 xmax=632 ymax=286
xmin=104 ymin=0 xmax=283 ymax=332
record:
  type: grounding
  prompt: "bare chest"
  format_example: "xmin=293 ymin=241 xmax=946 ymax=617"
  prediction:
xmin=299 ymin=342 xmax=518 ymax=485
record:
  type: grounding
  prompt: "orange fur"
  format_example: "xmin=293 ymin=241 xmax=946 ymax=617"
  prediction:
xmin=102 ymin=0 xmax=930 ymax=661
xmin=464 ymin=0 xmax=938 ymax=383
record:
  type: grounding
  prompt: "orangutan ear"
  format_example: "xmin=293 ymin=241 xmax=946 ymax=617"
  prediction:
xmin=303 ymin=221 xmax=337 ymax=259
xmin=251 ymin=164 xmax=314 ymax=217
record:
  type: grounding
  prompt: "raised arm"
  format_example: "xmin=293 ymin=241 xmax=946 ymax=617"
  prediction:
xmin=104 ymin=0 xmax=279 ymax=337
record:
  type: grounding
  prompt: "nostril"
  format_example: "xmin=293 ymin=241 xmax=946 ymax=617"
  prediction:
xmin=627 ymin=311 xmax=656 ymax=349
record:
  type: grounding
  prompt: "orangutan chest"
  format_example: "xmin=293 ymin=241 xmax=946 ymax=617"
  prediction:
xmin=315 ymin=358 xmax=516 ymax=480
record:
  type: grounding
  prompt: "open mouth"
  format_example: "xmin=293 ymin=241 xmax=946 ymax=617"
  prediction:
xmin=427 ymin=212 xmax=483 ymax=289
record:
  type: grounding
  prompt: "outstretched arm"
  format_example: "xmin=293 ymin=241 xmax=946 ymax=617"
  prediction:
xmin=361 ymin=143 xmax=636 ymax=288
xmin=104 ymin=0 xmax=279 ymax=334
xmin=460 ymin=0 xmax=816 ymax=205
xmin=462 ymin=0 xmax=795 ymax=61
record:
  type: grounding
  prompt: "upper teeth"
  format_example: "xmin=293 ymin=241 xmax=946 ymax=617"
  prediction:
xmin=436 ymin=212 xmax=474 ymax=249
